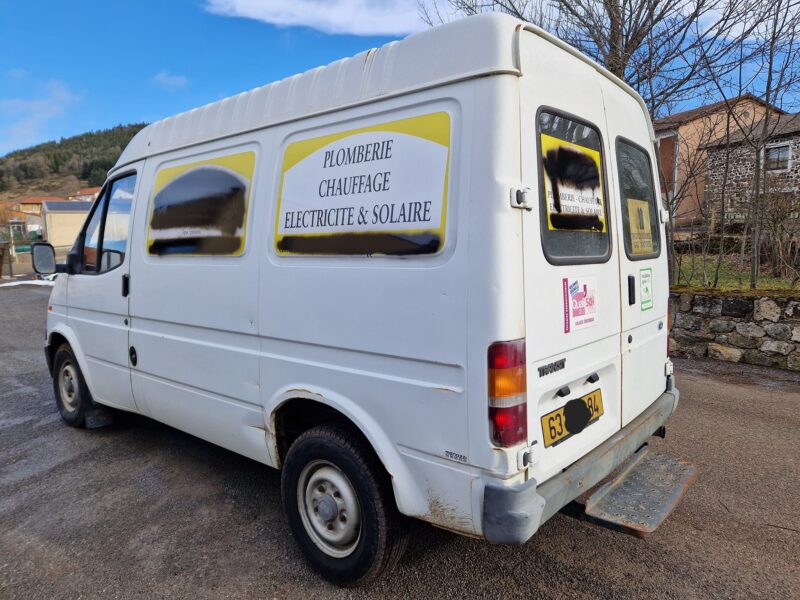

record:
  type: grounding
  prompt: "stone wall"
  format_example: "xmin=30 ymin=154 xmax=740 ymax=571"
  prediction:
xmin=669 ymin=289 xmax=800 ymax=371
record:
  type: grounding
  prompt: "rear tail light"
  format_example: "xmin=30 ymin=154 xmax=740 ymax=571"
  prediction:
xmin=488 ymin=339 xmax=527 ymax=447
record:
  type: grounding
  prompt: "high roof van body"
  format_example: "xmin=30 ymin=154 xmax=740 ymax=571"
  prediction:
xmin=34 ymin=14 xmax=695 ymax=585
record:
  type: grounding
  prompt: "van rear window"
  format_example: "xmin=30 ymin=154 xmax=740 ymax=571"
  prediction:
xmin=537 ymin=111 xmax=610 ymax=264
xmin=616 ymin=139 xmax=661 ymax=260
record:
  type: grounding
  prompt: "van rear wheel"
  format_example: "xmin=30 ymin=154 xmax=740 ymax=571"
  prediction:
xmin=281 ymin=425 xmax=408 ymax=586
xmin=52 ymin=343 xmax=91 ymax=427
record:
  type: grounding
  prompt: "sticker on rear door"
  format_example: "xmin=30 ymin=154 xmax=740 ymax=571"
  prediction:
xmin=540 ymin=133 xmax=606 ymax=233
xmin=640 ymin=268 xmax=653 ymax=311
xmin=562 ymin=276 xmax=598 ymax=333
xmin=627 ymin=198 xmax=654 ymax=255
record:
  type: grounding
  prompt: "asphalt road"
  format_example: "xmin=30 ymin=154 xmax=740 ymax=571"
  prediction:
xmin=1 ymin=285 xmax=798 ymax=599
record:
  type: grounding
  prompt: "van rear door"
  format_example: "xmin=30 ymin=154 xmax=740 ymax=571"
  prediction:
xmin=518 ymin=31 xmax=623 ymax=483
xmin=601 ymin=84 xmax=670 ymax=425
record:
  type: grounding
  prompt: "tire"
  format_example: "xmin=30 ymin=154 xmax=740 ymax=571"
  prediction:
xmin=281 ymin=425 xmax=409 ymax=586
xmin=52 ymin=343 xmax=92 ymax=427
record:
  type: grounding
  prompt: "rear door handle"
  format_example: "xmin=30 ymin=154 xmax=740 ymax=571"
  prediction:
xmin=122 ymin=274 xmax=130 ymax=297
xmin=628 ymin=275 xmax=636 ymax=305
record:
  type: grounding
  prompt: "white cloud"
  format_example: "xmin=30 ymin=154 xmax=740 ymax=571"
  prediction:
xmin=0 ymin=80 xmax=80 ymax=155
xmin=205 ymin=0 xmax=433 ymax=36
xmin=7 ymin=68 xmax=28 ymax=80
xmin=153 ymin=70 xmax=189 ymax=91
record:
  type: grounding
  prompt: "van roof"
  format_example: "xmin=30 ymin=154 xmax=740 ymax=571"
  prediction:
xmin=114 ymin=14 xmax=649 ymax=170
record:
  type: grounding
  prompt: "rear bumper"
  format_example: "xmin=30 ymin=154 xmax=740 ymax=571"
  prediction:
xmin=482 ymin=376 xmax=680 ymax=543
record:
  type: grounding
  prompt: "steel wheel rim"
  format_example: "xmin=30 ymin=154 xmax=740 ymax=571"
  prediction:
xmin=297 ymin=460 xmax=362 ymax=558
xmin=59 ymin=362 xmax=79 ymax=412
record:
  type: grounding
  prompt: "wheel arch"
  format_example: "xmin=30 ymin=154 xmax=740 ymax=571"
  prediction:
xmin=268 ymin=387 xmax=428 ymax=517
xmin=47 ymin=325 xmax=96 ymax=395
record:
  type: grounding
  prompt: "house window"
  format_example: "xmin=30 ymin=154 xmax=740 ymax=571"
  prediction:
xmin=765 ymin=145 xmax=790 ymax=171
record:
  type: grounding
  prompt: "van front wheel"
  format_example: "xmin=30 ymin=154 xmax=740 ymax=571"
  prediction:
xmin=281 ymin=425 xmax=408 ymax=585
xmin=52 ymin=343 xmax=90 ymax=427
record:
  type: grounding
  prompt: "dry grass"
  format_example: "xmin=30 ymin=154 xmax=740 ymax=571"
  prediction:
xmin=674 ymin=253 xmax=798 ymax=291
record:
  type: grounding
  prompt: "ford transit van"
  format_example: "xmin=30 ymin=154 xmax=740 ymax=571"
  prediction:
xmin=33 ymin=14 xmax=695 ymax=585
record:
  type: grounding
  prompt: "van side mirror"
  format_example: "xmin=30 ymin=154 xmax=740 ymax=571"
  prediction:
xmin=66 ymin=250 xmax=81 ymax=274
xmin=31 ymin=242 xmax=56 ymax=274
xmin=65 ymin=230 xmax=85 ymax=275
xmin=101 ymin=249 xmax=124 ymax=271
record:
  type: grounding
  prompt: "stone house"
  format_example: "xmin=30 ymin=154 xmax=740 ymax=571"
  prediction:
xmin=654 ymin=94 xmax=782 ymax=229
xmin=704 ymin=113 xmax=800 ymax=223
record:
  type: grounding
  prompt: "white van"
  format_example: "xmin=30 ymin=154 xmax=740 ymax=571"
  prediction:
xmin=32 ymin=14 xmax=695 ymax=585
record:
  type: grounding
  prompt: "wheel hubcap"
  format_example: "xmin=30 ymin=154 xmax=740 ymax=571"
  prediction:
xmin=317 ymin=494 xmax=338 ymax=522
xmin=297 ymin=460 xmax=362 ymax=558
xmin=59 ymin=363 xmax=79 ymax=411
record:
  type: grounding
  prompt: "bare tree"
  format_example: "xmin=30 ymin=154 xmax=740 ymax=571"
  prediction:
xmin=661 ymin=108 xmax=733 ymax=285
xmin=696 ymin=0 xmax=800 ymax=288
xmin=0 ymin=203 xmax=12 ymax=227
xmin=747 ymin=0 xmax=800 ymax=287
xmin=762 ymin=190 xmax=800 ymax=283
xmin=426 ymin=0 xmax=800 ymax=289
xmin=420 ymin=0 xmax=768 ymax=118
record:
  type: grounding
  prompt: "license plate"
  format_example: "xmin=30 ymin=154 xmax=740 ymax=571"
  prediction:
xmin=541 ymin=389 xmax=604 ymax=448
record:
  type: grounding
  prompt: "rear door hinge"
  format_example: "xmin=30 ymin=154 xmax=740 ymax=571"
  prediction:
xmin=511 ymin=187 xmax=534 ymax=210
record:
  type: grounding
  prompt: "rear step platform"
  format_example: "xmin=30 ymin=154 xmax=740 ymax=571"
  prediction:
xmin=564 ymin=446 xmax=697 ymax=538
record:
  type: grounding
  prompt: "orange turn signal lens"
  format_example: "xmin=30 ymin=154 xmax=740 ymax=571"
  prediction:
xmin=488 ymin=366 xmax=527 ymax=398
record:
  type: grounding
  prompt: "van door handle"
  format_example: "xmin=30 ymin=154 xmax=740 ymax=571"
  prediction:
xmin=122 ymin=274 xmax=130 ymax=297
xmin=628 ymin=275 xmax=636 ymax=305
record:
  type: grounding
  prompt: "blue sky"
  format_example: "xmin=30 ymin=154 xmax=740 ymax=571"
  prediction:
xmin=0 ymin=0 xmax=436 ymax=156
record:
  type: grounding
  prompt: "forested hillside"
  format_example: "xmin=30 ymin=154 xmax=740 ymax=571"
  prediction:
xmin=0 ymin=123 xmax=147 ymax=197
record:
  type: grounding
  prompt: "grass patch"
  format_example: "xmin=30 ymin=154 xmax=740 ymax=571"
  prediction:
xmin=674 ymin=254 xmax=797 ymax=291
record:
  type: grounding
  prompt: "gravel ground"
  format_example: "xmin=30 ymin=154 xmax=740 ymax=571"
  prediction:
xmin=0 ymin=285 xmax=798 ymax=599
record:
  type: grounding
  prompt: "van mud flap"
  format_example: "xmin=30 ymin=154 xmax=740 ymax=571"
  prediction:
xmin=564 ymin=445 xmax=697 ymax=538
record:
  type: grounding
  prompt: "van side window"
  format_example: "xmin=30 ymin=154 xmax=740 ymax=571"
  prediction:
xmin=537 ymin=111 xmax=610 ymax=264
xmin=81 ymin=174 xmax=136 ymax=273
xmin=147 ymin=151 xmax=256 ymax=256
xmin=275 ymin=112 xmax=451 ymax=257
xmin=616 ymin=139 xmax=660 ymax=260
